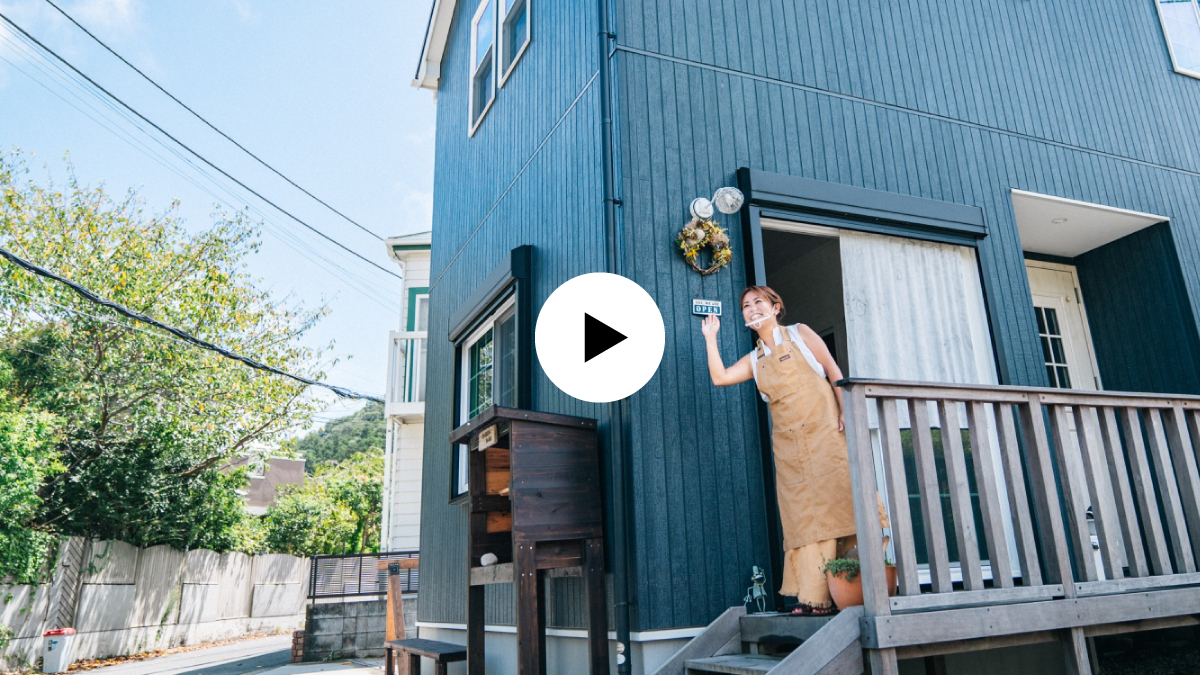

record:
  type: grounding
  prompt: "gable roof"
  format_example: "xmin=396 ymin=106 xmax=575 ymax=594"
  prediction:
xmin=413 ymin=0 xmax=457 ymax=91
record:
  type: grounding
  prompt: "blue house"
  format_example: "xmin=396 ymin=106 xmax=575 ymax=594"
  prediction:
xmin=406 ymin=0 xmax=1200 ymax=673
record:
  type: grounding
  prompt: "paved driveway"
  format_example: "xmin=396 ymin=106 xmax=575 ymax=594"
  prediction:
xmin=77 ymin=635 xmax=294 ymax=675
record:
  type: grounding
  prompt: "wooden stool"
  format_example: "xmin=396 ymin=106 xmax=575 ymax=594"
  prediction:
xmin=385 ymin=638 xmax=467 ymax=675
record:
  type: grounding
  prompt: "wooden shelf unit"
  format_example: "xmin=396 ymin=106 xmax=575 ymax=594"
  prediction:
xmin=450 ymin=406 xmax=608 ymax=675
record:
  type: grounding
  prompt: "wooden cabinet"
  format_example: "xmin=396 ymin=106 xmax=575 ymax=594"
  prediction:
xmin=450 ymin=406 xmax=608 ymax=675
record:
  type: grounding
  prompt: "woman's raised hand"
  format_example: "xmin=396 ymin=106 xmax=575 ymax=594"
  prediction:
xmin=701 ymin=314 xmax=721 ymax=340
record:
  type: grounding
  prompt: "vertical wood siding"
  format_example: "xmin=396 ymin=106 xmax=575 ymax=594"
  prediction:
xmin=613 ymin=0 xmax=1200 ymax=631
xmin=1076 ymin=223 xmax=1200 ymax=394
xmin=421 ymin=0 xmax=1200 ymax=635
xmin=418 ymin=0 xmax=606 ymax=630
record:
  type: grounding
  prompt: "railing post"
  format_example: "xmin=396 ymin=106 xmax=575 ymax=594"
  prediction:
xmin=843 ymin=384 xmax=899 ymax=674
xmin=1019 ymin=398 xmax=1075 ymax=597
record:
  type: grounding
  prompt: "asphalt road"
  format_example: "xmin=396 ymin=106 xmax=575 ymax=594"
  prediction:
xmin=79 ymin=635 xmax=294 ymax=675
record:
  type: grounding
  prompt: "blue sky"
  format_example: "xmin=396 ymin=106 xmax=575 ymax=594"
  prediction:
xmin=0 ymin=0 xmax=437 ymax=424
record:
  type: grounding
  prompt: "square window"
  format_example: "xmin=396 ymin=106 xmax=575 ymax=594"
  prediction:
xmin=499 ymin=0 xmax=530 ymax=84
xmin=1158 ymin=0 xmax=1200 ymax=77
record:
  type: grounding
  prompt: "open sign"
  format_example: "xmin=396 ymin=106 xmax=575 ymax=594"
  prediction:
xmin=692 ymin=299 xmax=722 ymax=316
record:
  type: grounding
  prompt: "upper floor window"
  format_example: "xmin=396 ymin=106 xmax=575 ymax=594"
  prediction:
xmin=1158 ymin=0 xmax=1200 ymax=77
xmin=469 ymin=0 xmax=496 ymax=135
xmin=498 ymin=0 xmax=530 ymax=84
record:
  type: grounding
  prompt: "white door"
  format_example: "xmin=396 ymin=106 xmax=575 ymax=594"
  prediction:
xmin=1025 ymin=262 xmax=1101 ymax=391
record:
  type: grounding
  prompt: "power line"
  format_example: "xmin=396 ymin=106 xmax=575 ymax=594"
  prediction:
xmin=0 ymin=245 xmax=384 ymax=402
xmin=41 ymin=0 xmax=387 ymax=242
xmin=0 ymin=11 xmax=402 ymax=281
xmin=0 ymin=34 xmax=399 ymax=313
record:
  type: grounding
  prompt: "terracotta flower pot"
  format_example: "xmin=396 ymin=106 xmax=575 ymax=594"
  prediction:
xmin=825 ymin=565 xmax=898 ymax=609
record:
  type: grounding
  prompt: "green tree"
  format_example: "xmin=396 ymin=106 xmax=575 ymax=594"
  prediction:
xmin=263 ymin=451 xmax=383 ymax=556
xmin=294 ymin=402 xmax=385 ymax=471
xmin=0 ymin=364 xmax=63 ymax=584
xmin=0 ymin=150 xmax=327 ymax=559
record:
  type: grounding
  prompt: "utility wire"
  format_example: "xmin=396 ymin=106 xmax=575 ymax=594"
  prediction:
xmin=0 ymin=246 xmax=384 ymax=402
xmin=0 ymin=11 xmax=402 ymax=281
xmin=0 ymin=35 xmax=398 ymax=313
xmin=41 ymin=0 xmax=387 ymax=242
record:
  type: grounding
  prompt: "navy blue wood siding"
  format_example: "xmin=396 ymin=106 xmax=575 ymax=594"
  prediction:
xmin=1077 ymin=223 xmax=1200 ymax=394
xmin=612 ymin=0 xmax=1200 ymax=631
xmin=417 ymin=0 xmax=608 ymax=630
xmin=421 ymin=0 xmax=1200 ymax=635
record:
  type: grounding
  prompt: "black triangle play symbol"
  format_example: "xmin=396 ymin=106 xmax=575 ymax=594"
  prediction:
xmin=584 ymin=313 xmax=627 ymax=362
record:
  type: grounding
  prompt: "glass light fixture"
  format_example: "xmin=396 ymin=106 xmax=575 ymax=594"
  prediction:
xmin=689 ymin=187 xmax=745 ymax=219
xmin=713 ymin=186 xmax=745 ymax=214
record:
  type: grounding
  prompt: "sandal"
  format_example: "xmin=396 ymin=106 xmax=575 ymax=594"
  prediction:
xmin=790 ymin=603 xmax=837 ymax=616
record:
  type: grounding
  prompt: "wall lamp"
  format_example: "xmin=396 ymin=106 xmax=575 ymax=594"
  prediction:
xmin=689 ymin=186 xmax=745 ymax=219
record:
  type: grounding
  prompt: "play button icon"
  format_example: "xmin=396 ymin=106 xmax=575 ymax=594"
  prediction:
xmin=584 ymin=313 xmax=627 ymax=362
xmin=535 ymin=273 xmax=665 ymax=403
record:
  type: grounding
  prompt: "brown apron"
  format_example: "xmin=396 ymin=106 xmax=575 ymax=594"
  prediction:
xmin=755 ymin=329 xmax=857 ymax=551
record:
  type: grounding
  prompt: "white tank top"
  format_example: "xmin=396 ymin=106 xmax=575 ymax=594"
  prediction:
xmin=749 ymin=325 xmax=826 ymax=401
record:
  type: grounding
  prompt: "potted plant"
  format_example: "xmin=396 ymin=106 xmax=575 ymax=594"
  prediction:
xmin=823 ymin=558 xmax=898 ymax=609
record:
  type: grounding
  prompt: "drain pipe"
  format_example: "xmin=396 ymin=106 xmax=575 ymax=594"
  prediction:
xmin=597 ymin=0 xmax=633 ymax=673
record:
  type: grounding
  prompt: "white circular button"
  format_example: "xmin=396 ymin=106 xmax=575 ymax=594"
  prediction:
xmin=534 ymin=273 xmax=665 ymax=403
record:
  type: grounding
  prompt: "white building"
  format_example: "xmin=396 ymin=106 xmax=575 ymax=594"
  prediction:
xmin=380 ymin=230 xmax=431 ymax=552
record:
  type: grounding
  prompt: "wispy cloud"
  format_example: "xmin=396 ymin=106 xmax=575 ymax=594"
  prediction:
xmin=69 ymin=0 xmax=139 ymax=33
xmin=394 ymin=187 xmax=434 ymax=232
xmin=403 ymin=124 xmax=436 ymax=145
xmin=229 ymin=0 xmax=259 ymax=23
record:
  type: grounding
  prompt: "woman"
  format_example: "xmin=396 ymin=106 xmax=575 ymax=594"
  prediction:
xmin=701 ymin=285 xmax=886 ymax=614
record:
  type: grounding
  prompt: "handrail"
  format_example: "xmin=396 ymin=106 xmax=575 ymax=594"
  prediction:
xmin=841 ymin=378 xmax=1200 ymax=628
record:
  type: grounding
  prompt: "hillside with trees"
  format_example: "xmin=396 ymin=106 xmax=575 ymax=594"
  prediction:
xmin=293 ymin=402 xmax=385 ymax=471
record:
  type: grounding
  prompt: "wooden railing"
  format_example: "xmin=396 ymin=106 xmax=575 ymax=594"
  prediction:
xmin=841 ymin=379 xmax=1200 ymax=669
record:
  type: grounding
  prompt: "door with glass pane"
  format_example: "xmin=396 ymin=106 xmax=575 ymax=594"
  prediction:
xmin=1025 ymin=261 xmax=1101 ymax=391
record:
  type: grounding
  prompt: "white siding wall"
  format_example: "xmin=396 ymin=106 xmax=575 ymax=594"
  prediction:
xmin=384 ymin=247 xmax=431 ymax=553
xmin=387 ymin=421 xmax=425 ymax=551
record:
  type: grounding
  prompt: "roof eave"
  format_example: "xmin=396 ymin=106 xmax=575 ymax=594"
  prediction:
xmin=412 ymin=0 xmax=457 ymax=92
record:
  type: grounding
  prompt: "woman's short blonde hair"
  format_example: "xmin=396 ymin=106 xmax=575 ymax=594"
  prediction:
xmin=739 ymin=285 xmax=786 ymax=321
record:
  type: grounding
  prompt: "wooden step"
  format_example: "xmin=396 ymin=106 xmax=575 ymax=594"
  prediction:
xmin=739 ymin=613 xmax=836 ymax=646
xmin=685 ymin=654 xmax=784 ymax=674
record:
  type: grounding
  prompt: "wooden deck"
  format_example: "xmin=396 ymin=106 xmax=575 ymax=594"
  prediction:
xmin=839 ymin=378 xmax=1200 ymax=674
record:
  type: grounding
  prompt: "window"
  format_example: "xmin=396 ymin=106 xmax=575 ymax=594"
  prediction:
xmin=1158 ymin=0 xmax=1200 ymax=77
xmin=414 ymin=295 xmax=429 ymax=332
xmin=498 ymin=0 xmax=530 ymax=84
xmin=454 ymin=297 xmax=518 ymax=497
xmin=1036 ymin=307 xmax=1072 ymax=389
xmin=469 ymin=0 xmax=496 ymax=134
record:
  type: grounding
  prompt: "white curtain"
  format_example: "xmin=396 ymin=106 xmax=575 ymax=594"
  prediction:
xmin=839 ymin=230 xmax=1019 ymax=576
xmin=840 ymin=230 xmax=997 ymax=386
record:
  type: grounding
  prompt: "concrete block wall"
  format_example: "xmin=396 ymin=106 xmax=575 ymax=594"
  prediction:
xmin=1 ymin=538 xmax=308 ymax=670
xmin=301 ymin=595 xmax=416 ymax=661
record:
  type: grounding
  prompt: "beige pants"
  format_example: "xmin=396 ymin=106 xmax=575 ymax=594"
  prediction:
xmin=780 ymin=496 xmax=891 ymax=607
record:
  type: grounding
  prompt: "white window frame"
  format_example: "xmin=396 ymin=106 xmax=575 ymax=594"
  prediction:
xmin=414 ymin=294 xmax=430 ymax=332
xmin=468 ymin=0 xmax=497 ymax=136
xmin=453 ymin=295 xmax=516 ymax=497
xmin=1156 ymin=0 xmax=1200 ymax=79
xmin=497 ymin=0 xmax=531 ymax=87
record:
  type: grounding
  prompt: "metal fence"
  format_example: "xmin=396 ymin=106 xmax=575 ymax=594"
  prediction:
xmin=307 ymin=551 xmax=418 ymax=600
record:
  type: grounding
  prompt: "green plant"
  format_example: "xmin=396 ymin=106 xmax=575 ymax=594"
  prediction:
xmin=822 ymin=557 xmax=861 ymax=582
xmin=0 ymin=622 xmax=13 ymax=650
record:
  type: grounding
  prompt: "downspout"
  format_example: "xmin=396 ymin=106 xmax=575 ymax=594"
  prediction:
xmin=597 ymin=1 xmax=633 ymax=673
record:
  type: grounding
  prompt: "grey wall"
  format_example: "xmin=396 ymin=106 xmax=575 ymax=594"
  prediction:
xmin=1 ymin=538 xmax=307 ymax=670
xmin=301 ymin=596 xmax=416 ymax=661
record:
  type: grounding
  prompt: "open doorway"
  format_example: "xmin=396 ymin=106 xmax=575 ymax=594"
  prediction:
xmin=760 ymin=225 xmax=847 ymax=376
